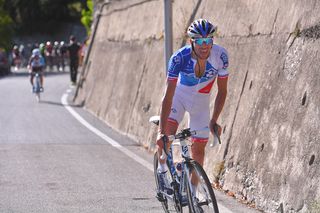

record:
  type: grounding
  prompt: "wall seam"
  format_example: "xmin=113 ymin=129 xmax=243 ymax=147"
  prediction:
xmin=125 ymin=46 xmax=152 ymax=135
xmin=223 ymin=68 xmax=249 ymax=160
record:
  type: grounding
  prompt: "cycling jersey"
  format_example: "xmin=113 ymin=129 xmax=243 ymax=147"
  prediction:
xmin=29 ymin=56 xmax=45 ymax=72
xmin=167 ymin=44 xmax=229 ymax=141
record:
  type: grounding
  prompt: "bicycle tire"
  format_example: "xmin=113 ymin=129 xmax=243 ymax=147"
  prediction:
xmin=35 ymin=93 xmax=40 ymax=102
xmin=185 ymin=160 xmax=219 ymax=213
xmin=154 ymin=152 xmax=182 ymax=213
xmin=35 ymin=76 xmax=41 ymax=102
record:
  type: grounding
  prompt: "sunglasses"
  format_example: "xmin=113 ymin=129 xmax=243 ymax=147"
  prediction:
xmin=193 ymin=38 xmax=213 ymax=46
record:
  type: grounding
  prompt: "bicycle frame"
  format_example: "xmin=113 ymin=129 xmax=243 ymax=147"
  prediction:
xmin=161 ymin=134 xmax=193 ymax=205
xmin=34 ymin=73 xmax=41 ymax=91
xmin=150 ymin=115 xmax=220 ymax=212
xmin=33 ymin=72 xmax=41 ymax=102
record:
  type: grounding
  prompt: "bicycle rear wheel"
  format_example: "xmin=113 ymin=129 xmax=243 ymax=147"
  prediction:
xmin=154 ymin=152 xmax=182 ymax=213
xmin=185 ymin=160 xmax=219 ymax=213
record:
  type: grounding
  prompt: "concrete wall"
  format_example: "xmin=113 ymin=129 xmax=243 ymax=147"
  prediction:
xmin=75 ymin=0 xmax=320 ymax=212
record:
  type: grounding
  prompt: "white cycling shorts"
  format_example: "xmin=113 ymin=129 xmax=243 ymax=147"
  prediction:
xmin=168 ymin=89 xmax=210 ymax=142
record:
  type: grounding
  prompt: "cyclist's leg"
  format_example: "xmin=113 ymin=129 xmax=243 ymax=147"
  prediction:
xmin=191 ymin=139 xmax=207 ymax=166
xmin=188 ymin=105 xmax=210 ymax=166
xmin=40 ymin=71 xmax=44 ymax=88
xmin=30 ymin=72 xmax=34 ymax=86
xmin=157 ymin=93 xmax=185 ymax=167
xmin=188 ymin=107 xmax=210 ymax=188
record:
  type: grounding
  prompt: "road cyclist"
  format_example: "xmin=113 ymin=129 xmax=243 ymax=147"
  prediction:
xmin=28 ymin=48 xmax=45 ymax=99
xmin=151 ymin=115 xmax=220 ymax=212
xmin=154 ymin=18 xmax=229 ymax=212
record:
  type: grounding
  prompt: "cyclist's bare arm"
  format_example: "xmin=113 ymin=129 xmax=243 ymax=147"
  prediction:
xmin=210 ymin=76 xmax=228 ymax=136
xmin=157 ymin=79 xmax=177 ymax=148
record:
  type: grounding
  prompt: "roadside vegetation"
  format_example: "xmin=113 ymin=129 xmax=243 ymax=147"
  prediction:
xmin=0 ymin=0 xmax=93 ymax=51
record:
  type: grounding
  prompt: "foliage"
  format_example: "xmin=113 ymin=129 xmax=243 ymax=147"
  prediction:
xmin=0 ymin=0 xmax=13 ymax=50
xmin=0 ymin=0 xmax=93 ymax=49
xmin=3 ymin=0 xmax=87 ymax=34
xmin=81 ymin=0 xmax=93 ymax=35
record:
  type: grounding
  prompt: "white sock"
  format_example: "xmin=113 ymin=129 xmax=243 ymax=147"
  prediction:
xmin=157 ymin=163 xmax=168 ymax=173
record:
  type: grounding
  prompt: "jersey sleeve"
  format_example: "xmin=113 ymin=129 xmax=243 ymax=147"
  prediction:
xmin=167 ymin=51 xmax=183 ymax=82
xmin=218 ymin=48 xmax=229 ymax=79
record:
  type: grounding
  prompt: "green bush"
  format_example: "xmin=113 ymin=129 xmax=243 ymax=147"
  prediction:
xmin=0 ymin=0 xmax=13 ymax=50
xmin=81 ymin=0 xmax=93 ymax=35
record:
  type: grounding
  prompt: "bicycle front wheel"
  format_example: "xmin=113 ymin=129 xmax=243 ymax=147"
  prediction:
xmin=185 ymin=160 xmax=219 ymax=213
xmin=35 ymin=92 xmax=40 ymax=102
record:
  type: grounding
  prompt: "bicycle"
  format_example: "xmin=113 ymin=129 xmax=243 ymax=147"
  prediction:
xmin=150 ymin=115 xmax=220 ymax=213
xmin=32 ymin=72 xmax=42 ymax=102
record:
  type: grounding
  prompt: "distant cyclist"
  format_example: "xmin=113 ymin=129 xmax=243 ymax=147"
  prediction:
xmin=39 ymin=43 xmax=45 ymax=57
xmin=155 ymin=19 xmax=229 ymax=192
xmin=59 ymin=41 xmax=68 ymax=72
xmin=28 ymin=48 xmax=45 ymax=92
xmin=12 ymin=45 xmax=21 ymax=71
xmin=53 ymin=41 xmax=61 ymax=71
xmin=45 ymin=41 xmax=53 ymax=71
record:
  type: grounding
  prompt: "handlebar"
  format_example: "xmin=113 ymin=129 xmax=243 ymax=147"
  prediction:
xmin=149 ymin=115 xmax=221 ymax=159
xmin=160 ymin=128 xmax=208 ymax=160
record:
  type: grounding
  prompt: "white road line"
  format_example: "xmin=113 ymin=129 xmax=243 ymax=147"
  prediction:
xmin=61 ymin=92 xmax=233 ymax=213
xmin=61 ymin=93 xmax=153 ymax=172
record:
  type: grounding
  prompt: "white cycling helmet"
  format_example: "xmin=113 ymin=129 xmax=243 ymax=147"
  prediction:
xmin=32 ymin=48 xmax=40 ymax=56
xmin=187 ymin=19 xmax=217 ymax=38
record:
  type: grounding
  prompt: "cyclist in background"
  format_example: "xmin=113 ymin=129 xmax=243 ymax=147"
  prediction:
xmin=19 ymin=44 xmax=27 ymax=67
xmin=53 ymin=41 xmax=61 ymax=71
xmin=155 ymin=19 xmax=229 ymax=192
xmin=44 ymin=41 xmax=53 ymax=71
xmin=59 ymin=41 xmax=68 ymax=72
xmin=28 ymin=48 xmax=45 ymax=92
xmin=39 ymin=43 xmax=46 ymax=57
xmin=12 ymin=45 xmax=21 ymax=71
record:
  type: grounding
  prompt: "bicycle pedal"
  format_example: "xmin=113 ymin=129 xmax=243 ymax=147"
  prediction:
xmin=156 ymin=192 xmax=166 ymax=202
xmin=171 ymin=181 xmax=180 ymax=189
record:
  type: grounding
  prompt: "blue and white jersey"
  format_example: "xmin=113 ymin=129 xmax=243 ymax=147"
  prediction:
xmin=167 ymin=44 xmax=229 ymax=96
xmin=30 ymin=56 xmax=45 ymax=68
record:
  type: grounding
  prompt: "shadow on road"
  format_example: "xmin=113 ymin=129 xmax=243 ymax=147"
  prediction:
xmin=40 ymin=99 xmax=83 ymax=108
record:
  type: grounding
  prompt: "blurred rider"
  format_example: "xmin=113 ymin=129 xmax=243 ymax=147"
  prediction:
xmin=45 ymin=41 xmax=53 ymax=71
xmin=53 ymin=41 xmax=61 ymax=71
xmin=59 ymin=41 xmax=67 ymax=72
xmin=28 ymin=48 xmax=45 ymax=92
xmin=12 ymin=45 xmax=21 ymax=71
xmin=39 ymin=43 xmax=45 ymax=56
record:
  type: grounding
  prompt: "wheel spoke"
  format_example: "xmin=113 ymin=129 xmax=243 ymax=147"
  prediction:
xmin=185 ymin=160 xmax=219 ymax=213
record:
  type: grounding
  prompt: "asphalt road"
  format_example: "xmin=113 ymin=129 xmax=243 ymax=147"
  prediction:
xmin=0 ymin=68 xmax=262 ymax=213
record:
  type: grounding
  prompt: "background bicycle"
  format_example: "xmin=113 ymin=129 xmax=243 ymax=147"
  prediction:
xmin=32 ymin=72 xmax=42 ymax=102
